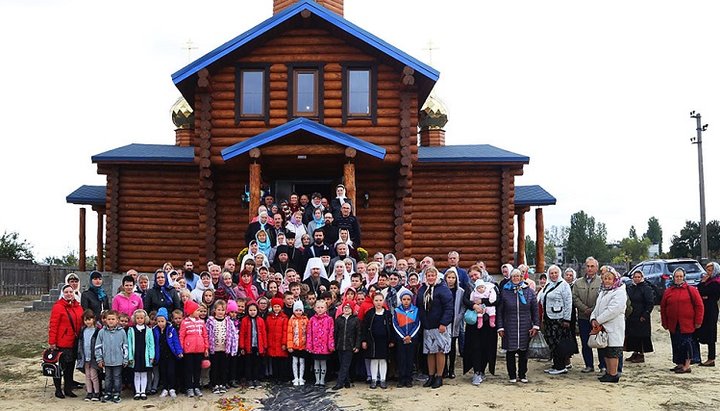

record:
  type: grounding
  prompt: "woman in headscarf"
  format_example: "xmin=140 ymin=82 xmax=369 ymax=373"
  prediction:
xmin=143 ymin=269 xmax=182 ymax=314
xmin=443 ymin=268 xmax=465 ymax=379
xmin=661 ymin=267 xmax=704 ymax=373
xmin=81 ymin=271 xmax=108 ymax=322
xmin=329 ymin=260 xmax=352 ymax=295
xmin=537 ymin=265 xmax=574 ymax=375
xmin=48 ymin=283 xmax=84 ymax=398
xmin=59 ymin=272 xmax=82 ymax=302
xmin=286 ymin=210 xmax=308 ymax=249
xmin=590 ymin=266 xmax=627 ymax=383
xmin=696 ymin=261 xmax=720 ymax=366
xmin=237 ymin=270 xmax=260 ymax=302
xmin=463 ymin=266 xmax=500 ymax=385
xmin=334 ymin=228 xmax=360 ymax=260
xmin=302 ymin=257 xmax=330 ymax=297
xmin=330 ymin=184 xmax=352 ymax=220
xmin=306 ymin=207 xmax=325 ymax=236
xmin=497 ymin=268 xmax=539 ymax=384
xmin=245 ymin=210 xmax=271 ymax=246
xmin=562 ymin=268 xmax=579 ymax=368
xmin=499 ymin=263 xmax=514 ymax=289
xmin=255 ymin=229 xmax=272 ymax=258
xmin=624 ymin=269 xmax=655 ymax=363
xmin=215 ymin=272 xmax=239 ymax=302
xmin=365 ymin=262 xmax=380 ymax=288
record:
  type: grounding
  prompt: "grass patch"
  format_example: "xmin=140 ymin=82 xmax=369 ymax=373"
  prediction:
xmin=0 ymin=369 xmax=30 ymax=382
xmin=0 ymin=295 xmax=40 ymax=304
xmin=0 ymin=342 xmax=46 ymax=358
xmin=365 ymin=394 xmax=387 ymax=411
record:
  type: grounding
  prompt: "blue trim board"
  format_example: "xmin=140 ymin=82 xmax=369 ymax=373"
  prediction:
xmin=66 ymin=185 xmax=106 ymax=206
xmin=514 ymin=185 xmax=557 ymax=206
xmin=418 ymin=145 xmax=529 ymax=164
xmin=172 ymin=0 xmax=439 ymax=86
xmin=221 ymin=118 xmax=386 ymax=161
xmin=91 ymin=144 xmax=194 ymax=163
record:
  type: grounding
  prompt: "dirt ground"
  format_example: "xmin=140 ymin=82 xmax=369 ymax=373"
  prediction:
xmin=0 ymin=296 xmax=717 ymax=411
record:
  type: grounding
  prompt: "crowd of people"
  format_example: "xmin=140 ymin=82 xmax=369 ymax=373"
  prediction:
xmin=47 ymin=188 xmax=720 ymax=401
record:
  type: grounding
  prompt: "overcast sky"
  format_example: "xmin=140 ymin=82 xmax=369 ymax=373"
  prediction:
xmin=1 ymin=0 xmax=718 ymax=261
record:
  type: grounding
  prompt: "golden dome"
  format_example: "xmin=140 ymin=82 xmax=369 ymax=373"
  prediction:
xmin=171 ymin=96 xmax=194 ymax=129
xmin=419 ymin=93 xmax=448 ymax=130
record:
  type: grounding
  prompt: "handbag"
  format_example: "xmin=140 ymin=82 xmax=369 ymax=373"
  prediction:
xmin=587 ymin=330 xmax=609 ymax=349
xmin=527 ymin=331 xmax=551 ymax=359
xmin=464 ymin=309 xmax=478 ymax=325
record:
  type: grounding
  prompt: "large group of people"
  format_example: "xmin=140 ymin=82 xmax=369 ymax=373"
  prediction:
xmin=47 ymin=190 xmax=720 ymax=400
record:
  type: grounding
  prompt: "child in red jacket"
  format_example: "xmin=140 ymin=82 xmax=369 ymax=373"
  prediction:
xmin=266 ymin=298 xmax=289 ymax=383
xmin=240 ymin=302 xmax=267 ymax=388
xmin=179 ymin=300 xmax=208 ymax=397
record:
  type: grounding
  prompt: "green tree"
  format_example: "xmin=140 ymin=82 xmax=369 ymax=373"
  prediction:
xmin=0 ymin=231 xmax=35 ymax=261
xmin=644 ymin=216 xmax=663 ymax=254
xmin=566 ymin=211 xmax=609 ymax=264
xmin=545 ymin=242 xmax=557 ymax=265
xmin=525 ymin=235 xmax=536 ymax=265
xmin=546 ymin=226 xmax=569 ymax=247
xmin=669 ymin=220 xmax=720 ymax=259
xmin=619 ymin=236 xmax=651 ymax=263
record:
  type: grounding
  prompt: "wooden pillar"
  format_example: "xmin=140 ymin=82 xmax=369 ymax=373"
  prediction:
xmin=79 ymin=208 xmax=86 ymax=271
xmin=344 ymin=147 xmax=356 ymax=207
xmin=536 ymin=207 xmax=545 ymax=274
xmin=517 ymin=212 xmax=525 ymax=266
xmin=197 ymin=68 xmax=216 ymax=265
xmin=96 ymin=209 xmax=105 ymax=271
xmin=249 ymin=157 xmax=262 ymax=222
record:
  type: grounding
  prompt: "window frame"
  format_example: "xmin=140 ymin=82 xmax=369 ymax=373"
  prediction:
xmin=287 ymin=63 xmax=324 ymax=121
xmin=341 ymin=62 xmax=377 ymax=125
xmin=234 ymin=64 xmax=270 ymax=124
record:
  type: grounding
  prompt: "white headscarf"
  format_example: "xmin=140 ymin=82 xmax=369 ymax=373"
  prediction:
xmin=59 ymin=272 xmax=82 ymax=302
xmin=303 ymin=257 xmax=329 ymax=282
xmin=329 ymin=260 xmax=352 ymax=294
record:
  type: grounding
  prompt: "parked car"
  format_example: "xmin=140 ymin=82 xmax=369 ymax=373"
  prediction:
xmin=621 ymin=259 xmax=705 ymax=304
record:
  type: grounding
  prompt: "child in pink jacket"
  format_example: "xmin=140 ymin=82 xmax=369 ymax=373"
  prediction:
xmin=306 ymin=300 xmax=334 ymax=386
xmin=179 ymin=300 xmax=208 ymax=397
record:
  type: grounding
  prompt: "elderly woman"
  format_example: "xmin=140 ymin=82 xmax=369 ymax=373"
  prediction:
xmin=590 ymin=266 xmax=627 ymax=383
xmin=624 ymin=269 xmax=655 ymax=363
xmin=286 ymin=210 xmax=308 ymax=248
xmin=497 ymin=268 xmax=539 ymax=383
xmin=60 ymin=272 xmax=82 ymax=302
xmin=48 ymin=284 xmax=84 ymax=398
xmin=661 ymin=267 xmax=704 ymax=373
xmin=537 ymin=265 xmax=573 ymax=375
xmin=695 ymin=262 xmax=720 ymax=366
xmin=563 ymin=268 xmax=579 ymax=368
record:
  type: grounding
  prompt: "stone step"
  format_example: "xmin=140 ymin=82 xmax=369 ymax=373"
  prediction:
xmin=41 ymin=294 xmax=55 ymax=302
xmin=32 ymin=300 xmax=54 ymax=311
xmin=24 ymin=305 xmax=34 ymax=312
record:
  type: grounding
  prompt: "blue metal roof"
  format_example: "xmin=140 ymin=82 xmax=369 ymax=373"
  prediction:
xmin=171 ymin=0 xmax=439 ymax=86
xmin=418 ymin=145 xmax=529 ymax=164
xmin=221 ymin=118 xmax=386 ymax=161
xmin=515 ymin=185 xmax=557 ymax=207
xmin=91 ymin=144 xmax=194 ymax=163
xmin=66 ymin=185 xmax=106 ymax=206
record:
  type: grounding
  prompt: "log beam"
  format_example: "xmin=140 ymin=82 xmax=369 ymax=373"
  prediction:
xmin=517 ymin=211 xmax=526 ymax=266
xmin=97 ymin=210 xmax=104 ymax=271
xmin=260 ymin=145 xmax=345 ymax=156
xmin=343 ymin=160 xmax=356 ymax=208
xmin=249 ymin=162 xmax=262 ymax=221
xmin=536 ymin=207 xmax=545 ymax=274
xmin=79 ymin=208 xmax=86 ymax=272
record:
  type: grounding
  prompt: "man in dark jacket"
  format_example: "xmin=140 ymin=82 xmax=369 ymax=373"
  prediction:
xmin=332 ymin=203 xmax=361 ymax=247
xmin=416 ymin=267 xmax=453 ymax=389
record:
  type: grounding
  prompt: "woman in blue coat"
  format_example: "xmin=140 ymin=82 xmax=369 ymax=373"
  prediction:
xmin=497 ymin=269 xmax=539 ymax=383
xmin=416 ymin=267 xmax=453 ymax=389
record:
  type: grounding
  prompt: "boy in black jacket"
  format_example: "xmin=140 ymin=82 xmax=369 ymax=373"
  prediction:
xmin=332 ymin=301 xmax=361 ymax=390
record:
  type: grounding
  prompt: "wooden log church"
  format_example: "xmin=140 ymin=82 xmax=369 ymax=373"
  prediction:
xmin=67 ymin=0 xmax=555 ymax=275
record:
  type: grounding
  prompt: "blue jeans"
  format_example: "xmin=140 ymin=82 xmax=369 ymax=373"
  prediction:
xmin=578 ymin=319 xmax=606 ymax=369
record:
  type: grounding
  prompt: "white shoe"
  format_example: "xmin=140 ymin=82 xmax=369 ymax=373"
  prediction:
xmin=520 ymin=377 xmax=529 ymax=383
xmin=159 ymin=389 xmax=168 ymax=398
xmin=299 ymin=379 xmax=305 ymax=386
xmin=509 ymin=378 xmax=517 ymax=383
xmin=471 ymin=373 xmax=483 ymax=385
xmin=548 ymin=368 xmax=568 ymax=375
xmin=169 ymin=389 xmax=177 ymax=398
xmin=543 ymin=368 xmax=553 ymax=373
xmin=194 ymin=388 xmax=203 ymax=397
xmin=292 ymin=379 xmax=299 ymax=386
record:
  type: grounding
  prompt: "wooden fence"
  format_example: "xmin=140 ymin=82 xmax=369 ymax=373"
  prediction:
xmin=0 ymin=260 xmax=77 ymax=296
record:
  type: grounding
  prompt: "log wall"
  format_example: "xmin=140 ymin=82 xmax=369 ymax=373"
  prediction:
xmin=214 ymin=169 xmax=250 ymax=263
xmin=114 ymin=166 xmax=200 ymax=273
xmin=413 ymin=166 xmax=504 ymax=273
xmin=205 ymin=27 xmax=412 ymax=165
xmin=355 ymin=166 xmax=395 ymax=254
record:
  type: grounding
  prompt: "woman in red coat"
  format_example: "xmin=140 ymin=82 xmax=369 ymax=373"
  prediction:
xmin=661 ymin=267 xmax=704 ymax=373
xmin=48 ymin=284 xmax=84 ymax=398
xmin=266 ymin=297 xmax=289 ymax=382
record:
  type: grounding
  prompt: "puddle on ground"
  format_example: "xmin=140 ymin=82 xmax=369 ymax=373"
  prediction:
xmin=261 ymin=384 xmax=342 ymax=411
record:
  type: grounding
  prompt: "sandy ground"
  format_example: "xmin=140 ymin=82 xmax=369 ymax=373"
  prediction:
xmin=0 ymin=296 xmax=718 ymax=411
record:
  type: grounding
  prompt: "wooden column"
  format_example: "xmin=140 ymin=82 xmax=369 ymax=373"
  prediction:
xmin=536 ymin=207 xmax=545 ymax=274
xmin=96 ymin=209 xmax=105 ymax=271
xmin=249 ymin=159 xmax=262 ymax=222
xmin=396 ymin=90 xmax=415 ymax=259
xmin=517 ymin=212 xmax=525 ymax=266
xmin=107 ymin=168 xmax=120 ymax=273
xmin=79 ymin=208 xmax=86 ymax=271
xmin=344 ymin=147 xmax=356 ymax=206
xmin=197 ymin=68 xmax=216 ymax=264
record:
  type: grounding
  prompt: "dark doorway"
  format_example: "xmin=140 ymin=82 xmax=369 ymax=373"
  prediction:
xmin=274 ymin=179 xmax=335 ymax=202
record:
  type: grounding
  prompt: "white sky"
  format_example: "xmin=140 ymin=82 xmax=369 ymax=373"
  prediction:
xmin=1 ymin=0 xmax=718 ymax=260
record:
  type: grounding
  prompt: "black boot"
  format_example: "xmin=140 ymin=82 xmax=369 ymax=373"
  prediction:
xmin=431 ymin=375 xmax=443 ymax=389
xmin=54 ymin=378 xmax=65 ymax=398
xmin=422 ymin=375 xmax=435 ymax=388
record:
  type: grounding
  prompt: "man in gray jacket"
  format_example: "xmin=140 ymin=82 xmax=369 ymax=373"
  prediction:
xmin=572 ymin=257 xmax=603 ymax=373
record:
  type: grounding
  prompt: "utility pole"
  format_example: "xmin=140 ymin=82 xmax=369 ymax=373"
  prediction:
xmin=690 ymin=111 xmax=708 ymax=262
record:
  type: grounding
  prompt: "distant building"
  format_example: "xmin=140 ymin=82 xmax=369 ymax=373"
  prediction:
xmin=648 ymin=244 xmax=660 ymax=258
